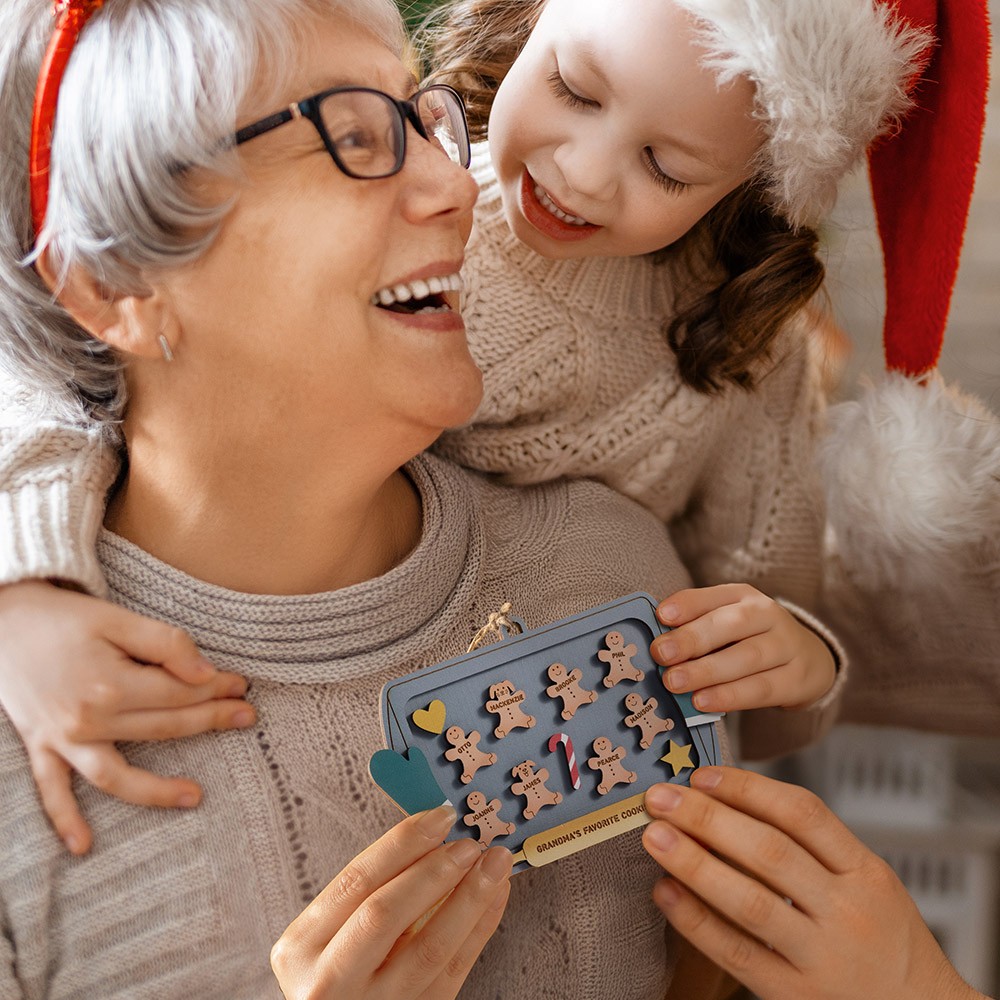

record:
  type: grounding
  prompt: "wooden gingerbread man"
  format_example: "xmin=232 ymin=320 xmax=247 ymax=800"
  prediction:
xmin=545 ymin=662 xmax=598 ymax=720
xmin=463 ymin=791 xmax=515 ymax=848
xmin=598 ymin=631 xmax=644 ymax=687
xmin=510 ymin=760 xmax=562 ymax=820
xmin=587 ymin=736 xmax=637 ymax=795
xmin=623 ymin=692 xmax=675 ymax=749
xmin=444 ymin=725 xmax=496 ymax=784
xmin=485 ymin=680 xmax=536 ymax=739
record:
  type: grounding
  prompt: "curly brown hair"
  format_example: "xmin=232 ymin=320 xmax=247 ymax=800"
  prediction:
xmin=415 ymin=0 xmax=825 ymax=393
xmin=414 ymin=0 xmax=542 ymax=137
xmin=660 ymin=185 xmax=825 ymax=391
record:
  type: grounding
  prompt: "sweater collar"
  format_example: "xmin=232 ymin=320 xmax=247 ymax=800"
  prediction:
xmin=97 ymin=453 xmax=480 ymax=682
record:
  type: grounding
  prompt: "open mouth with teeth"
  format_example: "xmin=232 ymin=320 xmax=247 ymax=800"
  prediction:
xmin=520 ymin=171 xmax=600 ymax=242
xmin=371 ymin=274 xmax=463 ymax=315
xmin=534 ymin=184 xmax=591 ymax=226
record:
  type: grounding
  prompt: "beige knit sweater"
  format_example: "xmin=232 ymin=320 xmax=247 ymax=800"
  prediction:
xmin=0 ymin=455 xmax=838 ymax=999
xmin=436 ymin=145 xmax=829 ymax=614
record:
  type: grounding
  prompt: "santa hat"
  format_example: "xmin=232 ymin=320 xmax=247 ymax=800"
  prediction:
xmin=674 ymin=0 xmax=936 ymax=229
xmin=821 ymin=0 xmax=1000 ymax=587
xmin=679 ymin=0 xmax=998 ymax=586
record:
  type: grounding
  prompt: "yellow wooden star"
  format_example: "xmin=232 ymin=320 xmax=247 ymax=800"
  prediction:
xmin=659 ymin=740 xmax=695 ymax=776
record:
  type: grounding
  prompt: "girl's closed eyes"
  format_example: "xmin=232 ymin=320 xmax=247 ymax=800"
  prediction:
xmin=547 ymin=67 xmax=692 ymax=195
xmin=641 ymin=148 xmax=690 ymax=195
xmin=547 ymin=68 xmax=596 ymax=110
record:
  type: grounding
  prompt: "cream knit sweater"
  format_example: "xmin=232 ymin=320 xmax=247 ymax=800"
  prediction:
xmin=436 ymin=145 xmax=828 ymax=613
xmin=0 ymin=455 xmax=839 ymax=999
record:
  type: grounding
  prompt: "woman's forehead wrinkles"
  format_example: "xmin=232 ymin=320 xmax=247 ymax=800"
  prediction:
xmin=305 ymin=67 xmax=416 ymax=96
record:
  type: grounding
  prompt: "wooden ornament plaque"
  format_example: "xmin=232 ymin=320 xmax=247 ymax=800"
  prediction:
xmin=372 ymin=593 xmax=723 ymax=874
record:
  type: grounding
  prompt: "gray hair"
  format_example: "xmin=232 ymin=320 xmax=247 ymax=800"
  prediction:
xmin=0 ymin=0 xmax=405 ymax=426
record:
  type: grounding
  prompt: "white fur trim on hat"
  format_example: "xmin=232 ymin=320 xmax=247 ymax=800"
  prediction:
xmin=674 ymin=0 xmax=932 ymax=227
xmin=820 ymin=373 xmax=1000 ymax=589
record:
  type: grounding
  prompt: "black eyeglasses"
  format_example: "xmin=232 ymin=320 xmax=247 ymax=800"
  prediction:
xmin=233 ymin=83 xmax=471 ymax=179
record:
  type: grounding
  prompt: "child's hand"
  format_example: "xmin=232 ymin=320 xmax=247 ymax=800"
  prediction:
xmin=652 ymin=585 xmax=835 ymax=714
xmin=0 ymin=580 xmax=256 ymax=855
xmin=271 ymin=805 xmax=512 ymax=1000
xmin=643 ymin=768 xmax=986 ymax=1000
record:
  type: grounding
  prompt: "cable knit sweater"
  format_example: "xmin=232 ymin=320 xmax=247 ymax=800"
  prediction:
xmin=436 ymin=145 xmax=828 ymax=613
xmin=0 ymin=455 xmax=841 ymax=999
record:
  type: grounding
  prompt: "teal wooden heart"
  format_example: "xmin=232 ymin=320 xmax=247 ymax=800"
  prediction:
xmin=369 ymin=746 xmax=448 ymax=815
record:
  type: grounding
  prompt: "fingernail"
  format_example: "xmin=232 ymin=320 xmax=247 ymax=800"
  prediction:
xmin=693 ymin=692 xmax=711 ymax=711
xmin=646 ymin=784 xmax=682 ymax=813
xmin=178 ymin=793 xmax=200 ymax=808
xmin=64 ymin=834 xmax=82 ymax=854
xmin=445 ymin=838 xmax=483 ymax=867
xmin=416 ymin=802 xmax=457 ymax=838
xmin=666 ymin=668 xmax=687 ymax=691
xmin=659 ymin=604 xmax=679 ymax=623
xmin=655 ymin=639 xmax=677 ymax=662
xmin=692 ymin=767 xmax=723 ymax=790
xmin=480 ymin=847 xmax=512 ymax=883
xmin=232 ymin=709 xmax=255 ymax=727
xmin=645 ymin=822 xmax=677 ymax=851
xmin=226 ymin=680 xmax=248 ymax=698
xmin=193 ymin=657 xmax=215 ymax=676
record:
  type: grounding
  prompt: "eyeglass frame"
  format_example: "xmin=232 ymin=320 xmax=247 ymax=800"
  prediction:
xmin=231 ymin=83 xmax=472 ymax=180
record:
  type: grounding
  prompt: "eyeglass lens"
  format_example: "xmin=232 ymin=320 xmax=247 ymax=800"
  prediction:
xmin=318 ymin=87 xmax=468 ymax=179
xmin=416 ymin=88 xmax=468 ymax=166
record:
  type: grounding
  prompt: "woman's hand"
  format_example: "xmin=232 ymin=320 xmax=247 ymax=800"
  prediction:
xmin=652 ymin=585 xmax=836 ymax=713
xmin=642 ymin=767 xmax=988 ymax=1000
xmin=271 ymin=804 xmax=513 ymax=1000
xmin=0 ymin=580 xmax=256 ymax=854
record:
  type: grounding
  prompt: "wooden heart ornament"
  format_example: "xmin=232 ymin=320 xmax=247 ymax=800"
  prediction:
xmin=411 ymin=699 xmax=447 ymax=734
xmin=369 ymin=746 xmax=448 ymax=815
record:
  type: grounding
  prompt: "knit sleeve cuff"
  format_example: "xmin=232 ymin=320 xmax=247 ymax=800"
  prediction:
xmin=776 ymin=597 xmax=849 ymax=713
xmin=0 ymin=422 xmax=119 ymax=597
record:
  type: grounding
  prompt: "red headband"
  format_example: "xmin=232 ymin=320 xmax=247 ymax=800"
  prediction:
xmin=28 ymin=0 xmax=105 ymax=242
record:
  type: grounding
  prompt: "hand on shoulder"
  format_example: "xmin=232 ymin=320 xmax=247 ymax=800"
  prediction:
xmin=0 ymin=580 xmax=255 ymax=853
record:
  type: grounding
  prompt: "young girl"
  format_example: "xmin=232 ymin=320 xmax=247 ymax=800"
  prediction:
xmin=0 ymin=0 xmax=932 ymax=853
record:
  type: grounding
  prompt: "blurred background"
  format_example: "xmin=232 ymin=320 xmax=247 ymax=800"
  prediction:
xmin=825 ymin=41 xmax=1000 ymax=410
xmin=397 ymin=0 xmax=1000 ymax=992
xmin=787 ymin=9 xmax=1000 ymax=990
xmin=399 ymin=0 xmax=441 ymax=32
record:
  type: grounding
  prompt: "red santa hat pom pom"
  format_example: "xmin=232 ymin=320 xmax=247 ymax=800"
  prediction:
xmin=820 ymin=0 xmax=999 ymax=585
xmin=822 ymin=373 xmax=1000 ymax=588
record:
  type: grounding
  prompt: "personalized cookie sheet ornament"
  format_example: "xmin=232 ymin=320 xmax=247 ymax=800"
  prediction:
xmin=369 ymin=593 xmax=724 ymax=875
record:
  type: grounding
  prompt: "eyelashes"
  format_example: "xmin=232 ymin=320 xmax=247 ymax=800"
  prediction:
xmin=547 ymin=70 xmax=596 ymax=109
xmin=642 ymin=148 xmax=689 ymax=195
xmin=547 ymin=69 xmax=689 ymax=195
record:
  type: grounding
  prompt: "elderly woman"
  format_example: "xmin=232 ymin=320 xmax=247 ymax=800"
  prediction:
xmin=0 ymin=2 xmax=986 ymax=999
xmin=0 ymin=0 xmax=697 ymax=997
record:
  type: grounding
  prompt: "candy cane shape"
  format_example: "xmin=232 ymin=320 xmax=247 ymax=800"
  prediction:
xmin=548 ymin=732 xmax=580 ymax=790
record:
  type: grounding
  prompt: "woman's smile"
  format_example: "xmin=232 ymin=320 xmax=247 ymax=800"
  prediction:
xmin=370 ymin=265 xmax=465 ymax=332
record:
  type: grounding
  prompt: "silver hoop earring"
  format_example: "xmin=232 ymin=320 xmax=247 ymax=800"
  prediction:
xmin=158 ymin=334 xmax=174 ymax=363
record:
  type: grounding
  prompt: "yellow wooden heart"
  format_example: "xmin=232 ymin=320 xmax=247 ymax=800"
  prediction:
xmin=412 ymin=699 xmax=447 ymax=734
